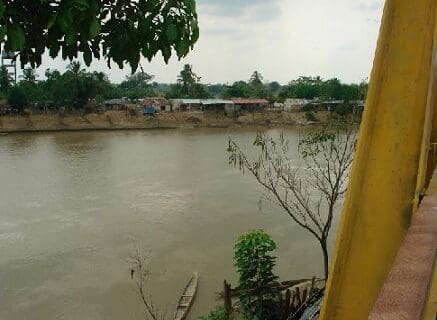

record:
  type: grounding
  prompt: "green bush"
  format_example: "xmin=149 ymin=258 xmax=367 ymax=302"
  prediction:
xmin=8 ymin=86 xmax=29 ymax=111
xmin=305 ymin=111 xmax=318 ymax=122
xmin=234 ymin=230 xmax=280 ymax=320
xmin=301 ymin=103 xmax=316 ymax=112
xmin=199 ymin=306 xmax=242 ymax=320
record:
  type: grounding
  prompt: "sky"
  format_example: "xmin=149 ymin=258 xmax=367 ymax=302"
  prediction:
xmin=22 ymin=0 xmax=385 ymax=84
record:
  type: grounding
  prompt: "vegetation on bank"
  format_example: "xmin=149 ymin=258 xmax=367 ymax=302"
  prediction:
xmin=0 ymin=62 xmax=367 ymax=114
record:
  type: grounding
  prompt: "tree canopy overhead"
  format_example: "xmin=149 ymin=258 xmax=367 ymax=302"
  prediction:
xmin=0 ymin=0 xmax=199 ymax=70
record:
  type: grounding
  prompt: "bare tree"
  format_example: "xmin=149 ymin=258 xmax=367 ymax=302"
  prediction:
xmin=130 ymin=249 xmax=167 ymax=320
xmin=227 ymin=120 xmax=356 ymax=279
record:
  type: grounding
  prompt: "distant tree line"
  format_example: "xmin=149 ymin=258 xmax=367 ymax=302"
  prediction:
xmin=0 ymin=62 xmax=367 ymax=112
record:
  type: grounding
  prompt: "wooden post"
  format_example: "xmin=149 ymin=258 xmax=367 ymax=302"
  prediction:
xmin=309 ymin=276 xmax=316 ymax=296
xmin=223 ymin=280 xmax=232 ymax=314
xmin=295 ymin=287 xmax=301 ymax=307
xmin=302 ymin=287 xmax=308 ymax=303
xmin=283 ymin=289 xmax=291 ymax=320
xmin=290 ymin=293 xmax=296 ymax=314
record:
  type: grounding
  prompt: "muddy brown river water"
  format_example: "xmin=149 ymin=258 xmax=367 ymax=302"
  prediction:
xmin=0 ymin=128 xmax=338 ymax=320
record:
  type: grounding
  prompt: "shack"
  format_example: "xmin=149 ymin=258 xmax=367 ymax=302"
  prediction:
xmin=103 ymin=98 xmax=130 ymax=111
xmin=284 ymin=98 xmax=312 ymax=112
xmin=231 ymin=98 xmax=269 ymax=111
xmin=140 ymin=97 xmax=171 ymax=112
xmin=176 ymin=99 xmax=203 ymax=111
xmin=201 ymin=99 xmax=234 ymax=111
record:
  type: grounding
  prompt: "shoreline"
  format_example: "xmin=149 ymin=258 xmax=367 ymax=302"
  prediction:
xmin=0 ymin=110 xmax=330 ymax=134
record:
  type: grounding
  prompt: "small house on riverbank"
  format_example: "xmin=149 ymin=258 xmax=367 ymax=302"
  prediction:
xmin=230 ymin=98 xmax=269 ymax=111
xmin=140 ymin=97 xmax=171 ymax=112
xmin=201 ymin=99 xmax=234 ymax=111
xmin=173 ymin=99 xmax=203 ymax=111
xmin=284 ymin=99 xmax=314 ymax=112
xmin=171 ymin=99 xmax=234 ymax=112
xmin=103 ymin=98 xmax=130 ymax=111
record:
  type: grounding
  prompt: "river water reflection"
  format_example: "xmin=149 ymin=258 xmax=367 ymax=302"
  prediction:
xmin=0 ymin=128 xmax=338 ymax=320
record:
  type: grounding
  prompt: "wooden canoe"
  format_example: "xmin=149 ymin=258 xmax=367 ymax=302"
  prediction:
xmin=174 ymin=272 xmax=198 ymax=320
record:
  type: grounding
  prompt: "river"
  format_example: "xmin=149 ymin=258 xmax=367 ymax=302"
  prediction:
xmin=0 ymin=127 xmax=339 ymax=320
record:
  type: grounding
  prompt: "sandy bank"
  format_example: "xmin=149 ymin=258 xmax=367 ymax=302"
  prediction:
xmin=0 ymin=110 xmax=331 ymax=133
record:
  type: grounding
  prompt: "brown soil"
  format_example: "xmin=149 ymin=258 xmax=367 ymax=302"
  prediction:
xmin=0 ymin=110 xmax=332 ymax=133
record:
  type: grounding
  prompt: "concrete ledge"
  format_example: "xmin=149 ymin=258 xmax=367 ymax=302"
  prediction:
xmin=369 ymin=172 xmax=437 ymax=319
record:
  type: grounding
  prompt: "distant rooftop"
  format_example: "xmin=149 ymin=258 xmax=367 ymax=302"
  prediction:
xmin=231 ymin=98 xmax=269 ymax=104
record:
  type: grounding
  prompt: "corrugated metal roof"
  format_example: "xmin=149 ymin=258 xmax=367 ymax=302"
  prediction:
xmin=180 ymin=99 xmax=202 ymax=104
xmin=231 ymin=98 xmax=269 ymax=104
xmin=103 ymin=98 xmax=129 ymax=105
xmin=141 ymin=97 xmax=169 ymax=106
xmin=201 ymin=99 xmax=234 ymax=105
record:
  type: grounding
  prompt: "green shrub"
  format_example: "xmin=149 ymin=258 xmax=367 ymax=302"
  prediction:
xmin=234 ymin=230 xmax=280 ymax=320
xmin=199 ymin=306 xmax=241 ymax=320
xmin=301 ymin=103 xmax=316 ymax=112
xmin=8 ymin=86 xmax=29 ymax=112
xmin=305 ymin=111 xmax=318 ymax=122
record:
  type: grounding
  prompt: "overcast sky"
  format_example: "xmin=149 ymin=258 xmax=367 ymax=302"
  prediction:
xmin=27 ymin=0 xmax=385 ymax=84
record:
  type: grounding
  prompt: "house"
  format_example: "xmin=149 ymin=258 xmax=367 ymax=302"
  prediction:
xmin=140 ymin=97 xmax=171 ymax=112
xmin=173 ymin=99 xmax=203 ymax=111
xmin=201 ymin=99 xmax=234 ymax=111
xmin=103 ymin=98 xmax=130 ymax=111
xmin=273 ymin=102 xmax=284 ymax=110
xmin=231 ymin=98 xmax=269 ymax=111
xmin=284 ymin=99 xmax=312 ymax=112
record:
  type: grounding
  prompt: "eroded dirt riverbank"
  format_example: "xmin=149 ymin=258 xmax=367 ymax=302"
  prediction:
xmin=0 ymin=110 xmax=331 ymax=133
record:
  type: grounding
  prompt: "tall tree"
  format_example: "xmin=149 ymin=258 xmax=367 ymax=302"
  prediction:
xmin=167 ymin=64 xmax=209 ymax=98
xmin=178 ymin=64 xmax=199 ymax=94
xmin=249 ymin=71 xmax=264 ymax=87
xmin=228 ymin=121 xmax=357 ymax=279
xmin=0 ymin=0 xmax=199 ymax=70
xmin=0 ymin=65 xmax=12 ymax=92
xmin=20 ymin=68 xmax=37 ymax=83
xmin=222 ymin=81 xmax=251 ymax=98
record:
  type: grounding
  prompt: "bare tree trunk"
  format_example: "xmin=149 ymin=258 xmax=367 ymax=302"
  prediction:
xmin=320 ymin=239 xmax=329 ymax=280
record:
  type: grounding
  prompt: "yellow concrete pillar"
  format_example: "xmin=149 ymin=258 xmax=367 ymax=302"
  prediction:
xmin=319 ymin=1 xmax=437 ymax=319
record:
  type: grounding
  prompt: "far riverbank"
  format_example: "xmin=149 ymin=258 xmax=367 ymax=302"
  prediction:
xmin=0 ymin=110 xmax=332 ymax=133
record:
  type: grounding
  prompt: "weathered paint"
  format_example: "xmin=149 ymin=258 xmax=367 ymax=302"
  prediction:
xmin=415 ymin=5 xmax=437 ymax=208
xmin=319 ymin=1 xmax=437 ymax=319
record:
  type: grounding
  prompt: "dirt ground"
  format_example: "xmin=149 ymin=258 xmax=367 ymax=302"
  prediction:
xmin=0 ymin=110 xmax=333 ymax=133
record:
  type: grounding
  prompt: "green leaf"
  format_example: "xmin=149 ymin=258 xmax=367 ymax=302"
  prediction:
xmin=65 ymin=32 xmax=76 ymax=45
xmin=161 ymin=46 xmax=171 ymax=63
xmin=0 ymin=25 xmax=6 ymax=42
xmin=47 ymin=13 xmax=58 ymax=29
xmin=7 ymin=24 xmax=26 ymax=51
xmin=89 ymin=18 xmax=101 ymax=39
xmin=83 ymin=47 xmax=92 ymax=66
xmin=175 ymin=39 xmax=189 ymax=57
xmin=58 ymin=10 xmax=73 ymax=32
xmin=0 ymin=0 xmax=5 ymax=18
xmin=72 ymin=0 xmax=90 ymax=11
xmin=185 ymin=0 xmax=196 ymax=12
xmin=165 ymin=23 xmax=178 ymax=43
xmin=191 ymin=23 xmax=199 ymax=45
xmin=49 ymin=42 xmax=60 ymax=58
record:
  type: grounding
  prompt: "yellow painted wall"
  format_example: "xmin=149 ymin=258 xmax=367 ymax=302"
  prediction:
xmin=319 ymin=1 xmax=437 ymax=319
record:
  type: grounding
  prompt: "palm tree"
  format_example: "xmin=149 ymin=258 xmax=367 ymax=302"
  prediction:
xmin=20 ymin=68 xmax=37 ymax=83
xmin=177 ymin=64 xmax=201 ymax=97
xmin=66 ymin=61 xmax=85 ymax=79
